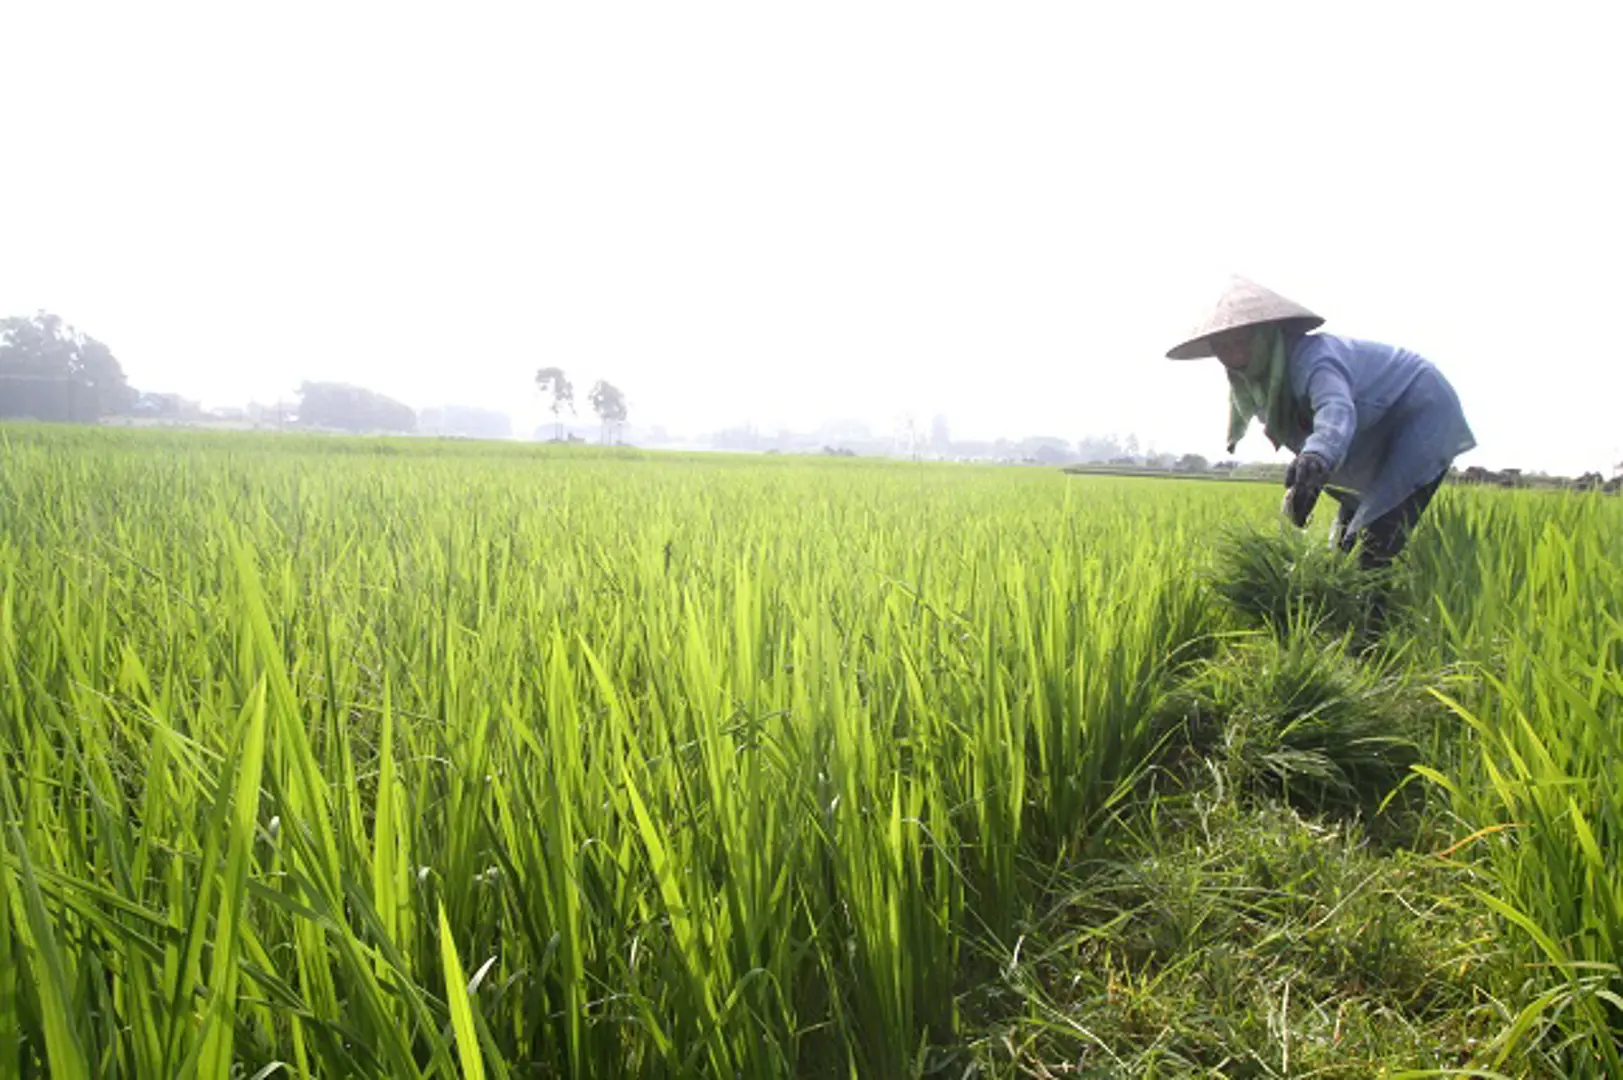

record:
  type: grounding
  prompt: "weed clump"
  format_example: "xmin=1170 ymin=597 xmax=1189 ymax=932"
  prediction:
xmin=1211 ymin=526 xmax=1400 ymax=641
xmin=964 ymin=794 xmax=1502 ymax=1078
xmin=1160 ymin=631 xmax=1427 ymax=819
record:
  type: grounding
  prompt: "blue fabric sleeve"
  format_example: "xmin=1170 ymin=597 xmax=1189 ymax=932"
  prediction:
xmin=1291 ymin=345 xmax=1357 ymax=469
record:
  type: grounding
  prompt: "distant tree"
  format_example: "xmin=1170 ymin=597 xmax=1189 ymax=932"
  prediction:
xmin=1177 ymin=452 xmax=1210 ymax=472
xmin=296 ymin=381 xmax=416 ymax=433
xmin=587 ymin=380 xmax=628 ymax=444
xmin=1123 ymin=433 xmax=1141 ymax=461
xmin=0 ymin=310 xmax=136 ymax=421
xmin=930 ymin=413 xmax=951 ymax=454
xmin=535 ymin=367 xmax=575 ymax=440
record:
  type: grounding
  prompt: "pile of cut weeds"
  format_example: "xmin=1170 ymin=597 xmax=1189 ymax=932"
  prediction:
xmin=953 ymin=529 xmax=1529 ymax=1077
xmin=959 ymin=790 xmax=1515 ymax=1077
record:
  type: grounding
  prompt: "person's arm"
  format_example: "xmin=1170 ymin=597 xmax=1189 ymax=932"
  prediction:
xmin=1283 ymin=348 xmax=1357 ymax=526
xmin=1298 ymin=362 xmax=1356 ymax=472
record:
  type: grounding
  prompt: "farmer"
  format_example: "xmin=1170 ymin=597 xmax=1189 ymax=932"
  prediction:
xmin=1165 ymin=276 xmax=1476 ymax=569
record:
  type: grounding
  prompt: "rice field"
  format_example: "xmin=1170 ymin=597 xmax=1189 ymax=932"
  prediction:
xmin=1 ymin=425 xmax=1620 ymax=1078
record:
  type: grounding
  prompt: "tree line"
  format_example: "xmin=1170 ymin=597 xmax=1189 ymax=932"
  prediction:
xmin=0 ymin=309 xmax=633 ymax=442
xmin=0 ymin=312 xmax=135 ymax=421
xmin=7 ymin=308 xmax=1617 ymax=481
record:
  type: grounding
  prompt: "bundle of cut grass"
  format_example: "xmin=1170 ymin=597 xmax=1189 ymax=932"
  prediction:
xmin=1210 ymin=526 xmax=1399 ymax=640
xmin=1161 ymin=629 xmax=1425 ymax=817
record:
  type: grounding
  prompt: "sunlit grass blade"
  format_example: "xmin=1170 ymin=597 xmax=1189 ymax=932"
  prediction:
xmin=438 ymin=903 xmax=488 ymax=1080
xmin=196 ymin=681 xmax=270 ymax=1078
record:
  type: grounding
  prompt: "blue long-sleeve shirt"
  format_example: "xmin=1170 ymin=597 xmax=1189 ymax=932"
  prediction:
xmin=1282 ymin=333 xmax=1476 ymax=533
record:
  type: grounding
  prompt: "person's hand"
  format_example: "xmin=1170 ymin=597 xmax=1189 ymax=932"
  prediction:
xmin=1283 ymin=452 xmax=1329 ymax=527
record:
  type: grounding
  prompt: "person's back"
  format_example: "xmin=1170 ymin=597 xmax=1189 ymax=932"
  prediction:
xmin=1282 ymin=331 xmax=1474 ymax=535
xmin=1289 ymin=333 xmax=1432 ymax=433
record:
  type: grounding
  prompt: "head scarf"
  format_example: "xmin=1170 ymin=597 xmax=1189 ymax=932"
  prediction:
xmin=1225 ymin=324 xmax=1307 ymax=454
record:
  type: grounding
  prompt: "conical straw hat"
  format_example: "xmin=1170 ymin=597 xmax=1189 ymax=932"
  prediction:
xmin=1164 ymin=276 xmax=1325 ymax=360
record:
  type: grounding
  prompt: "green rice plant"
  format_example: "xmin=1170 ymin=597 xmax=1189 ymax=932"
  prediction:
xmin=2 ymin=424 xmax=1620 ymax=1076
xmin=1405 ymin=489 xmax=1623 ymax=1077
xmin=0 ymin=428 xmax=1244 ymax=1077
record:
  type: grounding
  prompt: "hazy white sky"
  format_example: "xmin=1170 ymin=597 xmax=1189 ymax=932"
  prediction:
xmin=3 ymin=2 xmax=1619 ymax=471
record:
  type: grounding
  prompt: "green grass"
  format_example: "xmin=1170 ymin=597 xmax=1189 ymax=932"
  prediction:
xmin=0 ymin=424 xmax=1621 ymax=1077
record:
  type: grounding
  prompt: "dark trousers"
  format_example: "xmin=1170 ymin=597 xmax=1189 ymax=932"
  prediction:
xmin=1335 ymin=471 xmax=1446 ymax=570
